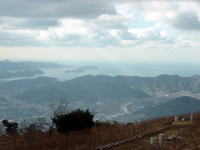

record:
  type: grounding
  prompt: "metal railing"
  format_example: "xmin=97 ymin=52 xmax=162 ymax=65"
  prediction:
xmin=96 ymin=125 xmax=172 ymax=150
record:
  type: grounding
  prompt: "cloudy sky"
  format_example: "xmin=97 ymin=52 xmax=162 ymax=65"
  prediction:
xmin=0 ymin=0 xmax=200 ymax=63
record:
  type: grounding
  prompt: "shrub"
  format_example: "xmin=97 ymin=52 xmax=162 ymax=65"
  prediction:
xmin=52 ymin=109 xmax=94 ymax=133
xmin=2 ymin=120 xmax=18 ymax=135
xmin=94 ymin=120 xmax=113 ymax=127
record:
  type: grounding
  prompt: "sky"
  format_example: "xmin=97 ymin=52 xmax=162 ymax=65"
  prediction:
xmin=0 ymin=0 xmax=200 ymax=63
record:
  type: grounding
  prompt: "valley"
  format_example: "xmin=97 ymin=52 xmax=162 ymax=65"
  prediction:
xmin=1 ymin=70 xmax=200 ymax=122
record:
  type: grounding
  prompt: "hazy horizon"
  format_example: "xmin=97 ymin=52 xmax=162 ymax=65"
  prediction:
xmin=1 ymin=59 xmax=200 ymax=82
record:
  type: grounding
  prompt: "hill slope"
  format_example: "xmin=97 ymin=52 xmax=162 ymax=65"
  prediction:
xmin=145 ymin=96 xmax=200 ymax=118
xmin=15 ymin=74 xmax=200 ymax=103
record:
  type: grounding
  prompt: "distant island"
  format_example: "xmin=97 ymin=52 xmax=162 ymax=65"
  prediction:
xmin=65 ymin=66 xmax=98 ymax=73
xmin=0 ymin=60 xmax=65 ymax=79
xmin=0 ymin=69 xmax=44 ymax=79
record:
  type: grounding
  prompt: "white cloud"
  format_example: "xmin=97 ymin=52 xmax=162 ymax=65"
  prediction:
xmin=108 ymin=29 xmax=122 ymax=39
xmin=0 ymin=0 xmax=200 ymax=63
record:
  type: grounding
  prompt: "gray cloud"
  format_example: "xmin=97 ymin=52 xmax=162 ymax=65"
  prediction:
xmin=0 ymin=0 xmax=200 ymax=47
xmin=0 ymin=18 xmax=60 ymax=29
xmin=170 ymin=12 xmax=200 ymax=31
xmin=0 ymin=0 xmax=116 ymax=19
xmin=19 ymin=19 xmax=59 ymax=29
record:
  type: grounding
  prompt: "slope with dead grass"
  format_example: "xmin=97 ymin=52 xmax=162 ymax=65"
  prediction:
xmin=1 ymin=114 xmax=200 ymax=150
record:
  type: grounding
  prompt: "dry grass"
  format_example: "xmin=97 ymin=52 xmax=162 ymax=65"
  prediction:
xmin=130 ymin=113 xmax=200 ymax=150
xmin=1 ymin=115 xmax=200 ymax=150
xmin=0 ymin=118 xmax=167 ymax=150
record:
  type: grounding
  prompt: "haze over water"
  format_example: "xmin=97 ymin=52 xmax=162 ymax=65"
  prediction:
xmin=39 ymin=63 xmax=200 ymax=81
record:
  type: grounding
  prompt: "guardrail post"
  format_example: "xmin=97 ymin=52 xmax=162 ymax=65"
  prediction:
xmin=150 ymin=137 xmax=157 ymax=144
xmin=190 ymin=115 xmax=193 ymax=121
xmin=159 ymin=133 xmax=165 ymax=143
xmin=174 ymin=116 xmax=178 ymax=122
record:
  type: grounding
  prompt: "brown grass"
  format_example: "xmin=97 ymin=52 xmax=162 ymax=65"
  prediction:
xmin=1 ymin=115 xmax=200 ymax=150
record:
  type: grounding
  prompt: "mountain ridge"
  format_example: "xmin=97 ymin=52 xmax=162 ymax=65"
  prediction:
xmin=13 ymin=74 xmax=200 ymax=103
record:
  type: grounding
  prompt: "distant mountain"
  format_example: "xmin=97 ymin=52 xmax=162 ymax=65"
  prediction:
xmin=15 ymin=74 xmax=200 ymax=103
xmin=112 ymin=74 xmax=200 ymax=94
xmin=0 ymin=76 xmax=59 ymax=95
xmin=16 ymin=75 xmax=150 ymax=103
xmin=146 ymin=96 xmax=200 ymax=117
xmin=2 ymin=74 xmax=200 ymax=121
